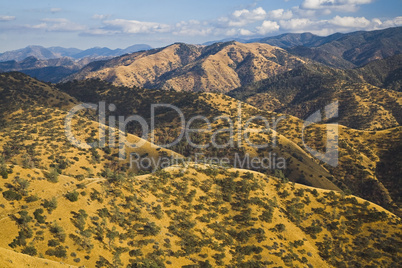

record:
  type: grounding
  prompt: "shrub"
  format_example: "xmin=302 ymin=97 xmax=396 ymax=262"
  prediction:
xmin=46 ymin=168 xmax=59 ymax=183
xmin=48 ymin=239 xmax=60 ymax=247
xmin=25 ymin=195 xmax=39 ymax=203
xmin=33 ymin=208 xmax=45 ymax=224
xmin=42 ymin=197 xmax=57 ymax=213
xmin=45 ymin=245 xmax=67 ymax=258
xmin=49 ymin=222 xmax=66 ymax=242
xmin=2 ymin=190 xmax=22 ymax=201
xmin=65 ymin=191 xmax=79 ymax=202
xmin=275 ymin=224 xmax=286 ymax=232
xmin=21 ymin=245 xmax=37 ymax=256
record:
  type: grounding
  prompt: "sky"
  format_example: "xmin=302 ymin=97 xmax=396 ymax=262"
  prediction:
xmin=0 ymin=0 xmax=401 ymax=52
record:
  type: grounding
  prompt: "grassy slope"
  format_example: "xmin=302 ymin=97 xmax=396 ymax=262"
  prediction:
xmin=0 ymin=164 xmax=400 ymax=267
xmin=0 ymin=246 xmax=76 ymax=268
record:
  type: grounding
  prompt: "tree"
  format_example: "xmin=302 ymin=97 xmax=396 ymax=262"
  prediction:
xmin=42 ymin=197 xmax=57 ymax=213
xmin=46 ymin=168 xmax=59 ymax=183
xmin=65 ymin=191 xmax=79 ymax=202
xmin=14 ymin=177 xmax=30 ymax=196
xmin=21 ymin=245 xmax=37 ymax=256
xmin=49 ymin=222 xmax=66 ymax=242
xmin=2 ymin=190 xmax=22 ymax=201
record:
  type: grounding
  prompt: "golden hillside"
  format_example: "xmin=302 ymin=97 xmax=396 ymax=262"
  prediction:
xmin=0 ymin=72 xmax=401 ymax=267
xmin=0 ymin=163 xmax=400 ymax=267
xmin=0 ymin=246 xmax=76 ymax=268
xmin=56 ymin=77 xmax=402 ymax=215
xmin=66 ymin=42 xmax=305 ymax=93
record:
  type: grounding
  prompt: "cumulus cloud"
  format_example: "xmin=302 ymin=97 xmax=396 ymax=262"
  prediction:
xmin=50 ymin=8 xmax=62 ymax=13
xmin=220 ymin=7 xmax=267 ymax=27
xmin=89 ymin=19 xmax=171 ymax=35
xmin=381 ymin=16 xmax=402 ymax=28
xmin=173 ymin=20 xmax=213 ymax=36
xmin=0 ymin=15 xmax=15 ymax=21
xmin=257 ymin=21 xmax=280 ymax=34
xmin=27 ymin=18 xmax=86 ymax=32
xmin=268 ymin=9 xmax=293 ymax=20
xmin=279 ymin=18 xmax=314 ymax=31
xmin=92 ymin=14 xmax=110 ymax=20
xmin=301 ymin=0 xmax=373 ymax=12
xmin=224 ymin=28 xmax=254 ymax=36
xmin=329 ymin=15 xmax=371 ymax=28
xmin=239 ymin=28 xmax=254 ymax=36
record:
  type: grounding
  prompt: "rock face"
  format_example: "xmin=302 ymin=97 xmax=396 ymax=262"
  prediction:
xmin=66 ymin=41 xmax=305 ymax=92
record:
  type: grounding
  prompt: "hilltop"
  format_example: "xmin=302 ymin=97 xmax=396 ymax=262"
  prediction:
xmin=64 ymin=41 xmax=306 ymax=93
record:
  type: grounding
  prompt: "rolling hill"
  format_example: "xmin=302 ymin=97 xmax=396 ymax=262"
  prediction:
xmin=286 ymin=27 xmax=402 ymax=69
xmin=57 ymin=78 xmax=402 ymax=215
xmin=0 ymin=67 xmax=400 ymax=267
xmin=0 ymin=44 xmax=152 ymax=62
xmin=229 ymin=62 xmax=402 ymax=131
xmin=64 ymin=41 xmax=306 ymax=93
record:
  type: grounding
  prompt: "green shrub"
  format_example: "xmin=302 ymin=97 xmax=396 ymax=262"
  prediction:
xmin=42 ymin=197 xmax=57 ymax=213
xmin=46 ymin=168 xmax=59 ymax=183
xmin=45 ymin=245 xmax=67 ymax=258
xmin=33 ymin=208 xmax=45 ymax=224
xmin=2 ymin=190 xmax=22 ymax=201
xmin=65 ymin=191 xmax=79 ymax=202
xmin=21 ymin=245 xmax=37 ymax=256
xmin=25 ymin=195 xmax=39 ymax=203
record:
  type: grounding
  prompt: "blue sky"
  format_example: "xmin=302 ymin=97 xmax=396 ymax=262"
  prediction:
xmin=0 ymin=0 xmax=401 ymax=52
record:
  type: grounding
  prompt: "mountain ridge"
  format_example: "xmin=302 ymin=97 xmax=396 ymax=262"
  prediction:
xmin=0 ymin=44 xmax=152 ymax=62
xmin=64 ymin=41 xmax=307 ymax=92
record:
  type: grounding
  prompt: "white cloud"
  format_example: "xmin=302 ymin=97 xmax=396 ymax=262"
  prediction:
xmin=239 ymin=28 xmax=254 ymax=36
xmin=257 ymin=21 xmax=280 ymax=34
xmin=222 ymin=7 xmax=267 ymax=27
xmin=380 ymin=16 xmax=402 ymax=28
xmin=224 ymin=28 xmax=254 ymax=36
xmin=0 ymin=15 xmax=15 ymax=21
xmin=27 ymin=18 xmax=86 ymax=32
xmin=95 ymin=19 xmax=171 ymax=35
xmin=173 ymin=20 xmax=212 ymax=36
xmin=92 ymin=14 xmax=110 ymax=20
xmin=300 ymin=0 xmax=373 ymax=12
xmin=268 ymin=9 xmax=293 ymax=20
xmin=329 ymin=15 xmax=371 ymax=28
xmin=279 ymin=18 xmax=314 ymax=30
xmin=50 ymin=8 xmax=62 ymax=13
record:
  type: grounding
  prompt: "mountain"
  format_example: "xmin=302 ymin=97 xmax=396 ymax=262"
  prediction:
xmin=65 ymin=41 xmax=306 ymax=93
xmin=249 ymin=32 xmax=344 ymax=49
xmin=0 ymin=44 xmax=153 ymax=82
xmin=47 ymin=47 xmax=82 ymax=57
xmin=0 ymin=72 xmax=401 ymax=267
xmin=0 ymin=46 xmax=60 ymax=62
xmin=356 ymin=54 xmax=402 ymax=92
xmin=71 ymin=44 xmax=152 ymax=59
xmin=0 ymin=44 xmax=152 ymax=62
xmin=0 ymin=57 xmax=91 ymax=83
xmin=286 ymin=27 xmax=402 ymax=68
xmin=201 ymin=27 xmax=402 ymax=69
xmin=229 ymin=62 xmax=402 ymax=130
xmin=0 ymin=72 xmax=78 ymax=116
xmin=58 ymin=78 xmax=402 ymax=214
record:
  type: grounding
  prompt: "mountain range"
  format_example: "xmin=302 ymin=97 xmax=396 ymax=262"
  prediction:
xmin=0 ymin=44 xmax=152 ymax=62
xmin=1 ymin=27 xmax=401 ymax=85
xmin=64 ymin=41 xmax=307 ymax=92
xmin=0 ymin=26 xmax=401 ymax=267
xmin=216 ymin=26 xmax=402 ymax=69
